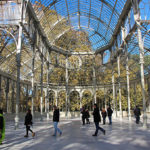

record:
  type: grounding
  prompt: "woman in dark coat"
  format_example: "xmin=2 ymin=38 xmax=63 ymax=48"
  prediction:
xmin=92 ymin=104 xmax=105 ymax=136
xmin=24 ymin=109 xmax=35 ymax=137
xmin=53 ymin=106 xmax=62 ymax=136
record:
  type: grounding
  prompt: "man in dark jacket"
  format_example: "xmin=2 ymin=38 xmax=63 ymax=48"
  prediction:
xmin=92 ymin=104 xmax=105 ymax=136
xmin=0 ymin=109 xmax=5 ymax=144
xmin=53 ymin=106 xmax=62 ymax=136
xmin=24 ymin=109 xmax=35 ymax=137
xmin=134 ymin=106 xmax=141 ymax=124
xmin=107 ymin=106 xmax=113 ymax=125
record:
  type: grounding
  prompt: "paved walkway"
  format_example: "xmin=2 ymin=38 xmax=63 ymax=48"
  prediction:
xmin=1 ymin=118 xmax=150 ymax=150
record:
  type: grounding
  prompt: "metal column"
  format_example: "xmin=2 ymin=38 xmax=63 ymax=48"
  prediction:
xmin=40 ymin=54 xmax=44 ymax=121
xmin=117 ymin=55 xmax=122 ymax=119
xmin=132 ymin=0 xmax=147 ymax=128
xmin=137 ymin=27 xmax=147 ymax=128
xmin=26 ymin=85 xmax=29 ymax=112
xmin=104 ymin=86 xmax=107 ymax=110
xmin=93 ymin=66 xmax=96 ymax=103
xmin=14 ymin=0 xmax=24 ymax=129
xmin=56 ymin=91 xmax=58 ymax=106
xmin=15 ymin=23 xmax=23 ymax=129
xmin=133 ymin=83 xmax=137 ymax=106
xmin=5 ymin=78 xmax=9 ymax=113
xmin=46 ymin=89 xmax=49 ymax=120
xmin=11 ymin=81 xmax=15 ymax=113
xmin=80 ymin=92 xmax=82 ymax=109
xmin=115 ymin=85 xmax=118 ymax=117
xmin=147 ymin=78 xmax=150 ymax=112
xmin=79 ymin=91 xmax=82 ymax=118
xmin=65 ymin=56 xmax=69 ymax=117
xmin=31 ymin=44 xmax=35 ymax=117
xmin=126 ymin=52 xmax=131 ymax=121
xmin=46 ymin=60 xmax=50 ymax=120
xmin=112 ymin=63 xmax=116 ymax=118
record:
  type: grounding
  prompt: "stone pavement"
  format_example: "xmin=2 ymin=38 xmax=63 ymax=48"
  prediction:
xmin=1 ymin=117 xmax=150 ymax=150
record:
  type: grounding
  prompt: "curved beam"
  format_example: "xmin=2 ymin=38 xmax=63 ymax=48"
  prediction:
xmin=50 ymin=12 xmax=111 ymax=44
xmin=50 ymin=28 xmax=70 ymax=44
xmin=39 ymin=0 xmax=119 ymax=32
xmin=50 ymin=17 xmax=66 ymax=30
xmin=98 ymin=0 xmax=119 ymax=16
xmin=105 ymin=0 xmax=118 ymax=37
xmin=35 ymin=0 xmax=119 ymax=34
xmin=96 ymin=0 xmax=133 ymax=53
xmin=41 ymin=0 xmax=119 ymax=16
xmin=80 ymin=12 xmax=114 ymax=33
xmin=94 ymin=31 xmax=108 ymax=44
xmin=0 ymin=28 xmax=18 ymax=49
xmin=50 ymin=25 xmax=108 ymax=46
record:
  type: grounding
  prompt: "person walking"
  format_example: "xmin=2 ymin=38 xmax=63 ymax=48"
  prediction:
xmin=81 ymin=107 xmax=86 ymax=125
xmin=107 ymin=106 xmax=113 ymax=125
xmin=85 ymin=109 xmax=90 ymax=124
xmin=101 ymin=108 xmax=107 ymax=125
xmin=134 ymin=106 xmax=141 ymax=124
xmin=0 ymin=109 xmax=5 ymax=145
xmin=53 ymin=106 xmax=62 ymax=136
xmin=24 ymin=109 xmax=35 ymax=137
xmin=92 ymin=104 xmax=105 ymax=136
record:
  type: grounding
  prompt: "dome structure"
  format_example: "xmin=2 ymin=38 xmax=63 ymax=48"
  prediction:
xmin=0 ymin=0 xmax=150 ymax=128
xmin=30 ymin=0 xmax=129 ymax=52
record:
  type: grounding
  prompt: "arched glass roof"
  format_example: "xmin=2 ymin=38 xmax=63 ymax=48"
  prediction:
xmin=0 ymin=0 xmax=149 ymax=85
xmin=30 ymin=0 xmax=128 ymax=52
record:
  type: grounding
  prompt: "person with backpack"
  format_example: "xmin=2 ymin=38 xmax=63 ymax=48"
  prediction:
xmin=24 ymin=109 xmax=35 ymax=137
xmin=92 ymin=104 xmax=105 ymax=136
xmin=107 ymin=106 xmax=113 ymax=125
xmin=0 ymin=109 xmax=5 ymax=145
